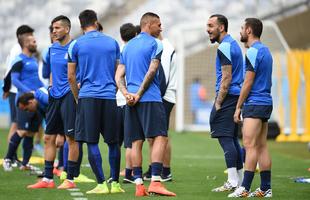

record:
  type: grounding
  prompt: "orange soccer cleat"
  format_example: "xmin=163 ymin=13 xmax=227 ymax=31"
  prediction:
xmin=148 ymin=181 xmax=176 ymax=196
xmin=27 ymin=180 xmax=55 ymax=189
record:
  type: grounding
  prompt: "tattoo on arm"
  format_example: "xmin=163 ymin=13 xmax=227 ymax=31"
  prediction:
xmin=137 ymin=59 xmax=160 ymax=97
xmin=115 ymin=64 xmax=128 ymax=95
xmin=216 ymin=65 xmax=232 ymax=106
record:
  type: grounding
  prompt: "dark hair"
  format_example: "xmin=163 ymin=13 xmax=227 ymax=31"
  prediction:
xmin=140 ymin=12 xmax=160 ymax=27
xmin=51 ymin=15 xmax=71 ymax=30
xmin=17 ymin=92 xmax=34 ymax=106
xmin=245 ymin=18 xmax=263 ymax=38
xmin=210 ymin=14 xmax=228 ymax=32
xmin=49 ymin=25 xmax=53 ymax=33
xmin=97 ymin=22 xmax=103 ymax=32
xmin=16 ymin=25 xmax=34 ymax=37
xmin=135 ymin=25 xmax=141 ymax=34
xmin=120 ymin=23 xmax=137 ymax=42
xmin=79 ymin=9 xmax=97 ymax=29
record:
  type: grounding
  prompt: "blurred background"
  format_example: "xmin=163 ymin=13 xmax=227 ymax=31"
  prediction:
xmin=0 ymin=0 xmax=309 ymax=142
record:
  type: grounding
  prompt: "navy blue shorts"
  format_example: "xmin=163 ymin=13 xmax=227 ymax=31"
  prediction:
xmin=163 ymin=100 xmax=175 ymax=130
xmin=242 ymin=105 xmax=273 ymax=122
xmin=209 ymin=95 xmax=239 ymax=138
xmin=116 ymin=106 xmax=128 ymax=147
xmin=16 ymin=107 xmax=43 ymax=132
xmin=45 ymin=92 xmax=76 ymax=137
xmin=75 ymin=98 xmax=118 ymax=144
xmin=9 ymin=92 xmax=17 ymax=123
xmin=124 ymin=102 xmax=167 ymax=143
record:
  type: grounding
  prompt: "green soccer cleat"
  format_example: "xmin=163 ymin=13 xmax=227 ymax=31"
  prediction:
xmin=86 ymin=182 xmax=109 ymax=194
xmin=110 ymin=181 xmax=125 ymax=193
xmin=74 ymin=174 xmax=95 ymax=183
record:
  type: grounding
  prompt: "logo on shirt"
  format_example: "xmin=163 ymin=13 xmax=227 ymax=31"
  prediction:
xmin=51 ymin=52 xmax=56 ymax=55
xmin=64 ymin=53 xmax=68 ymax=60
xmin=26 ymin=62 xmax=31 ymax=65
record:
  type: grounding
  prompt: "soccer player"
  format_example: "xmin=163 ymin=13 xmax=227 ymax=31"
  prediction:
xmin=115 ymin=12 xmax=176 ymax=197
xmin=2 ymin=25 xmax=34 ymax=169
xmin=3 ymin=33 xmax=44 ymax=171
xmin=17 ymin=88 xmax=48 ymax=114
xmin=68 ymin=9 xmax=124 ymax=194
xmin=206 ymin=14 xmax=244 ymax=192
xmin=143 ymin=33 xmax=177 ymax=182
xmin=228 ymin=18 xmax=273 ymax=198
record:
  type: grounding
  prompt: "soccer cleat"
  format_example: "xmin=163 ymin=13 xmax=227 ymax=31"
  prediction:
xmin=57 ymin=179 xmax=76 ymax=189
xmin=135 ymin=184 xmax=149 ymax=197
xmin=123 ymin=176 xmax=135 ymax=184
xmin=110 ymin=181 xmax=125 ymax=193
xmin=148 ymin=181 xmax=176 ymax=196
xmin=86 ymin=182 xmax=109 ymax=194
xmin=60 ymin=171 xmax=67 ymax=181
xmin=27 ymin=180 xmax=55 ymax=189
xmin=160 ymin=173 xmax=172 ymax=182
xmin=228 ymin=186 xmax=249 ymax=198
xmin=143 ymin=170 xmax=151 ymax=181
xmin=248 ymin=188 xmax=272 ymax=197
xmin=53 ymin=168 xmax=63 ymax=177
xmin=74 ymin=173 xmax=95 ymax=183
xmin=2 ymin=159 xmax=13 ymax=172
xmin=212 ymin=181 xmax=237 ymax=192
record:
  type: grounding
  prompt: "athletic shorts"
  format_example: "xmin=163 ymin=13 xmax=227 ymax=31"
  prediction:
xmin=75 ymin=98 xmax=118 ymax=144
xmin=45 ymin=92 xmax=76 ymax=137
xmin=163 ymin=99 xmax=175 ymax=130
xmin=16 ymin=107 xmax=43 ymax=132
xmin=242 ymin=105 xmax=273 ymax=122
xmin=9 ymin=92 xmax=17 ymax=123
xmin=209 ymin=95 xmax=239 ymax=138
xmin=124 ymin=102 xmax=167 ymax=143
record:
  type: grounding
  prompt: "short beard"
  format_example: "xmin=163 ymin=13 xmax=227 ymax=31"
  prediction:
xmin=29 ymin=47 xmax=37 ymax=53
xmin=209 ymin=32 xmax=220 ymax=44
xmin=240 ymin=35 xmax=248 ymax=43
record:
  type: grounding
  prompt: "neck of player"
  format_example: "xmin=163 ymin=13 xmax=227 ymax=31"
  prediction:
xmin=247 ymin=36 xmax=260 ymax=48
xmin=22 ymin=48 xmax=33 ymax=57
xmin=60 ymin=34 xmax=71 ymax=46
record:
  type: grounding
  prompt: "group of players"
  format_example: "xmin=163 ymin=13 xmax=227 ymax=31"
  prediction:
xmin=1 ymin=10 xmax=273 ymax=198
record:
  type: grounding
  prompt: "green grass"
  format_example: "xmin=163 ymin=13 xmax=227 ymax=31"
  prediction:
xmin=1 ymin=129 xmax=310 ymax=199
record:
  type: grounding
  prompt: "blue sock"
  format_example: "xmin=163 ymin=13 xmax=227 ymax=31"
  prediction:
xmin=22 ymin=136 xmax=33 ymax=166
xmin=63 ymin=141 xmax=68 ymax=172
xmin=260 ymin=170 xmax=271 ymax=191
xmin=108 ymin=143 xmax=121 ymax=182
xmin=241 ymin=147 xmax=246 ymax=164
xmin=5 ymin=132 xmax=22 ymax=160
xmin=242 ymin=170 xmax=255 ymax=191
xmin=125 ymin=168 xmax=133 ymax=178
xmin=75 ymin=142 xmax=83 ymax=177
xmin=218 ymin=137 xmax=237 ymax=168
xmin=151 ymin=162 xmax=163 ymax=179
xmin=67 ymin=160 xmax=77 ymax=180
xmin=133 ymin=167 xmax=143 ymax=180
xmin=57 ymin=146 xmax=64 ymax=168
xmin=233 ymin=138 xmax=243 ymax=170
xmin=44 ymin=160 xmax=54 ymax=179
xmin=162 ymin=166 xmax=171 ymax=176
xmin=87 ymin=143 xmax=104 ymax=184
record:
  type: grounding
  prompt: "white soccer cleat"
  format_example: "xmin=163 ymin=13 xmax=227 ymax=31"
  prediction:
xmin=228 ymin=186 xmax=249 ymax=198
xmin=212 ymin=181 xmax=237 ymax=192
xmin=2 ymin=159 xmax=13 ymax=172
xmin=248 ymin=188 xmax=272 ymax=198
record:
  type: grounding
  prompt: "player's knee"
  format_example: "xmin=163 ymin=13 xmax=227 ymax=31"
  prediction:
xmin=44 ymin=135 xmax=56 ymax=145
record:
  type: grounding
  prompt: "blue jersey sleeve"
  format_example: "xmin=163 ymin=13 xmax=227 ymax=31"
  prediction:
xmin=11 ymin=60 xmax=31 ymax=92
xmin=245 ymin=47 xmax=259 ymax=72
xmin=115 ymin=40 xmax=120 ymax=60
xmin=152 ymin=39 xmax=163 ymax=60
xmin=218 ymin=42 xmax=232 ymax=66
xmin=42 ymin=47 xmax=51 ymax=79
xmin=34 ymin=87 xmax=48 ymax=107
xmin=68 ymin=40 xmax=78 ymax=63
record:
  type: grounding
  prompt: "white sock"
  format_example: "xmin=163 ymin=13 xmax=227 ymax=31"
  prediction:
xmin=237 ymin=169 xmax=244 ymax=186
xmin=135 ymin=178 xmax=143 ymax=185
xmin=42 ymin=177 xmax=53 ymax=183
xmin=227 ymin=167 xmax=238 ymax=187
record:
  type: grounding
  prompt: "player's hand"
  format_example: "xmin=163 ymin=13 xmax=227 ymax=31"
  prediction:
xmin=215 ymin=102 xmax=221 ymax=111
xmin=77 ymin=83 xmax=81 ymax=90
xmin=126 ymin=93 xmax=135 ymax=106
xmin=132 ymin=93 xmax=141 ymax=105
xmin=234 ymin=108 xmax=242 ymax=123
xmin=2 ymin=92 xmax=9 ymax=99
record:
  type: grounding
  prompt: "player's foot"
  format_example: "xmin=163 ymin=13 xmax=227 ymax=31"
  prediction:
xmin=123 ymin=175 xmax=135 ymax=184
xmin=161 ymin=173 xmax=172 ymax=182
xmin=20 ymin=164 xmax=31 ymax=171
xmin=110 ymin=181 xmax=125 ymax=193
xmin=143 ymin=170 xmax=151 ymax=181
xmin=228 ymin=186 xmax=249 ymax=198
xmin=27 ymin=180 xmax=55 ymax=189
xmin=2 ymin=159 xmax=13 ymax=172
xmin=107 ymin=177 xmax=113 ymax=184
xmin=148 ymin=181 xmax=176 ymax=196
xmin=212 ymin=181 xmax=237 ymax=192
xmin=57 ymin=179 xmax=76 ymax=189
xmin=86 ymin=182 xmax=109 ymax=194
xmin=60 ymin=171 xmax=67 ymax=181
xmin=248 ymin=188 xmax=272 ymax=197
xmin=74 ymin=173 xmax=95 ymax=183
xmin=53 ymin=168 xmax=63 ymax=177
xmin=12 ymin=159 xmax=22 ymax=168
xmin=135 ymin=184 xmax=149 ymax=197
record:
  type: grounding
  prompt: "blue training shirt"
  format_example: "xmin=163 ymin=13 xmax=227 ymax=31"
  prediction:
xmin=68 ymin=30 xmax=120 ymax=99
xmin=11 ymin=53 xmax=44 ymax=96
xmin=34 ymin=87 xmax=48 ymax=112
xmin=48 ymin=41 xmax=75 ymax=98
xmin=215 ymin=34 xmax=243 ymax=95
xmin=120 ymin=32 xmax=163 ymax=102
xmin=42 ymin=46 xmax=51 ymax=79
xmin=244 ymin=41 xmax=273 ymax=106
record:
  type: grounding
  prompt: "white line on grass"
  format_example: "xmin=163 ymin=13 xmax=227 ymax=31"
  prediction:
xmin=67 ymin=188 xmax=88 ymax=200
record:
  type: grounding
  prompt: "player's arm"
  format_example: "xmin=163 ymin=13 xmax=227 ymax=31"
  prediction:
xmin=11 ymin=60 xmax=31 ymax=93
xmin=215 ymin=64 xmax=232 ymax=110
xmin=115 ymin=63 xmax=127 ymax=96
xmin=68 ymin=62 xmax=78 ymax=103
